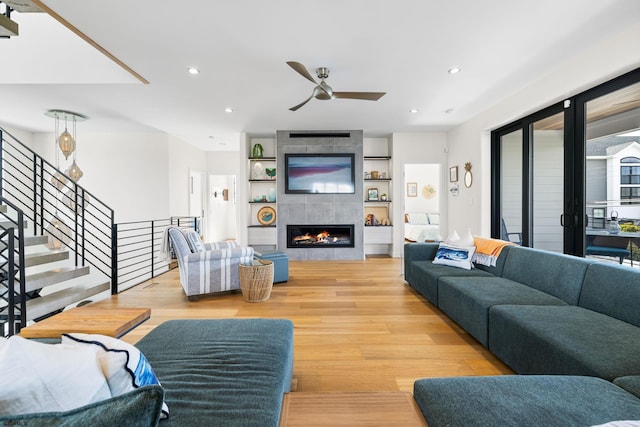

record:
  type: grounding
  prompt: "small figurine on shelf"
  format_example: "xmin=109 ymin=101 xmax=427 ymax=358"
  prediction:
xmin=265 ymin=168 xmax=276 ymax=179
xmin=365 ymin=214 xmax=378 ymax=226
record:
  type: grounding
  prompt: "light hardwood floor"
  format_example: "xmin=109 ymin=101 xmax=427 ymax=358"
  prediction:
xmin=91 ymin=257 xmax=512 ymax=393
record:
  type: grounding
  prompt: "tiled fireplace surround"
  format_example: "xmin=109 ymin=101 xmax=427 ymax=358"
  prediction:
xmin=276 ymin=130 xmax=365 ymax=261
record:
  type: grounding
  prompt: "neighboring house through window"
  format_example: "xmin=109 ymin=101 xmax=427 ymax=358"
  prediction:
xmin=621 ymin=156 xmax=640 ymax=205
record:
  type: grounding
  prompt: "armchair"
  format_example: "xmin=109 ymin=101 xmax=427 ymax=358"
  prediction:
xmin=167 ymin=227 xmax=254 ymax=299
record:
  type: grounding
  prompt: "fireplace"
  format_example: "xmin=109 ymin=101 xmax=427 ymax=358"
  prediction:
xmin=287 ymin=224 xmax=355 ymax=248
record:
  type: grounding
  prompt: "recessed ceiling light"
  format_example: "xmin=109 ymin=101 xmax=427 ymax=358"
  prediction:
xmin=409 ymin=108 xmax=419 ymax=114
xmin=188 ymin=67 xmax=200 ymax=75
xmin=224 ymin=107 xmax=233 ymax=113
xmin=448 ymin=67 xmax=461 ymax=74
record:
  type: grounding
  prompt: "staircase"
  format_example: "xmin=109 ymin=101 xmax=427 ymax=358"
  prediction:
xmin=1 ymin=202 xmax=110 ymax=332
xmin=11 ymin=229 xmax=109 ymax=322
xmin=1 ymin=126 xmax=115 ymax=336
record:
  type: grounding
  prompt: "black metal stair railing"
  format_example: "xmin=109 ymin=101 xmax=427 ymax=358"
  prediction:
xmin=115 ymin=216 xmax=198 ymax=291
xmin=1 ymin=125 xmax=201 ymax=336
xmin=0 ymin=197 xmax=25 ymax=336
xmin=0 ymin=126 xmax=115 ymax=291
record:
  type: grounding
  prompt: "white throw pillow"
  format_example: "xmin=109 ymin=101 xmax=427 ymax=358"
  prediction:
xmin=427 ymin=213 xmax=440 ymax=225
xmin=61 ymin=333 xmax=169 ymax=419
xmin=408 ymin=213 xmax=429 ymax=225
xmin=458 ymin=229 xmax=475 ymax=247
xmin=445 ymin=230 xmax=461 ymax=245
xmin=0 ymin=336 xmax=111 ymax=416
xmin=432 ymin=242 xmax=476 ymax=270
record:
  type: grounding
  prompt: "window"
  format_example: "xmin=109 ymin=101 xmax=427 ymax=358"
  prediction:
xmin=621 ymin=157 xmax=640 ymax=185
xmin=620 ymin=157 xmax=640 ymax=204
xmin=621 ymin=187 xmax=640 ymax=205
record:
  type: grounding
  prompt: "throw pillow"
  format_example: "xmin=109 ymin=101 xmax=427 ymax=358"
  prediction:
xmin=458 ymin=228 xmax=475 ymax=247
xmin=61 ymin=333 xmax=169 ymax=419
xmin=408 ymin=213 xmax=429 ymax=225
xmin=432 ymin=242 xmax=476 ymax=270
xmin=185 ymin=230 xmax=205 ymax=253
xmin=445 ymin=230 xmax=461 ymax=245
xmin=0 ymin=336 xmax=111 ymax=416
xmin=427 ymin=213 xmax=440 ymax=225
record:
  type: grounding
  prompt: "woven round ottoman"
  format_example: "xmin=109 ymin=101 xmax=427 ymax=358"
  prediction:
xmin=239 ymin=260 xmax=274 ymax=302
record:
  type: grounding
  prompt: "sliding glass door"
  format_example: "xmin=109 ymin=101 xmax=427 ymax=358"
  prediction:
xmin=531 ymin=112 xmax=566 ymax=252
xmin=583 ymin=80 xmax=640 ymax=265
xmin=492 ymin=67 xmax=640 ymax=262
xmin=493 ymin=106 xmax=571 ymax=252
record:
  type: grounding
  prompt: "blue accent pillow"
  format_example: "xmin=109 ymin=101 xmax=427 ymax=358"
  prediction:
xmin=432 ymin=243 xmax=476 ymax=270
xmin=61 ymin=333 xmax=169 ymax=419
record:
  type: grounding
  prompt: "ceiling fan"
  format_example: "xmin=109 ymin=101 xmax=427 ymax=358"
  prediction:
xmin=286 ymin=61 xmax=386 ymax=111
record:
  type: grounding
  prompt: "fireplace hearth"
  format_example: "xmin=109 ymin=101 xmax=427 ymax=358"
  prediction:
xmin=287 ymin=224 xmax=355 ymax=248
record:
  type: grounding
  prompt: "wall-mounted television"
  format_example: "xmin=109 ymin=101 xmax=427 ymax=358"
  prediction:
xmin=285 ymin=153 xmax=355 ymax=194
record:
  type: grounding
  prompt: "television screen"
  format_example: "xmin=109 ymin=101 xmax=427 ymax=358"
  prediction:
xmin=285 ymin=153 xmax=355 ymax=194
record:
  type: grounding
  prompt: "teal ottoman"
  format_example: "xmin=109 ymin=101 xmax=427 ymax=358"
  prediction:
xmin=255 ymin=251 xmax=289 ymax=283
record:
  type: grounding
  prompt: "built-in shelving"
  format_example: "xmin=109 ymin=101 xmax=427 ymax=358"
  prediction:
xmin=247 ymin=137 xmax=278 ymax=248
xmin=363 ymin=141 xmax=393 ymax=255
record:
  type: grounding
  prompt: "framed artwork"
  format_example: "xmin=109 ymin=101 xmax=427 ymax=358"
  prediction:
xmin=257 ymin=206 xmax=276 ymax=225
xmin=449 ymin=166 xmax=458 ymax=183
xmin=367 ymin=188 xmax=379 ymax=201
xmin=407 ymin=182 xmax=417 ymax=197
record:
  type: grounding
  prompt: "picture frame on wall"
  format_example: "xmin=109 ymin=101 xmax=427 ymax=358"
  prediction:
xmin=367 ymin=188 xmax=379 ymax=201
xmin=449 ymin=166 xmax=458 ymax=183
xmin=407 ymin=182 xmax=417 ymax=197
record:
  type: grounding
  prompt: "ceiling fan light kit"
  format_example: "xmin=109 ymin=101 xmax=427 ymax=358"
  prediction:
xmin=286 ymin=61 xmax=386 ymax=111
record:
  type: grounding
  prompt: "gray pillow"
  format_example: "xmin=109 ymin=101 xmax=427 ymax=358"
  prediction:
xmin=185 ymin=230 xmax=204 ymax=253
xmin=0 ymin=385 xmax=164 ymax=427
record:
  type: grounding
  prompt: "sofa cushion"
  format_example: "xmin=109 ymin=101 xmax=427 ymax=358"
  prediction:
xmin=0 ymin=385 xmax=164 ymax=427
xmin=134 ymin=319 xmax=294 ymax=426
xmin=403 ymin=242 xmax=439 ymax=285
xmin=437 ymin=276 xmax=567 ymax=347
xmin=499 ymin=246 xmax=591 ymax=305
xmin=409 ymin=260 xmax=494 ymax=306
xmin=489 ymin=305 xmax=640 ymax=380
xmin=614 ymin=376 xmax=640 ymax=400
xmin=580 ymin=263 xmax=640 ymax=327
xmin=413 ymin=375 xmax=640 ymax=427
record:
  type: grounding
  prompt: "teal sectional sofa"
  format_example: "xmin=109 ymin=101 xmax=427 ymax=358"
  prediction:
xmin=404 ymin=242 xmax=640 ymax=426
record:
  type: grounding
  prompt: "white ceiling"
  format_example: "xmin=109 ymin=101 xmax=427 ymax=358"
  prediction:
xmin=1 ymin=0 xmax=639 ymax=151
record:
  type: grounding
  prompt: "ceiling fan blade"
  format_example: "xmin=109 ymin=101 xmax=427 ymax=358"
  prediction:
xmin=289 ymin=94 xmax=314 ymax=111
xmin=332 ymin=92 xmax=386 ymax=101
xmin=287 ymin=61 xmax=317 ymax=84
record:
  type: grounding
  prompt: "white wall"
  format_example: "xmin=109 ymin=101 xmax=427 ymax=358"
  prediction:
xmin=447 ymin=21 xmax=640 ymax=237
xmin=207 ymin=149 xmax=244 ymax=243
xmin=391 ymin=132 xmax=448 ymax=257
xmin=32 ymin=131 xmax=171 ymax=223
xmin=167 ymin=134 xmax=207 ymax=218
xmin=404 ymin=164 xmax=440 ymax=214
